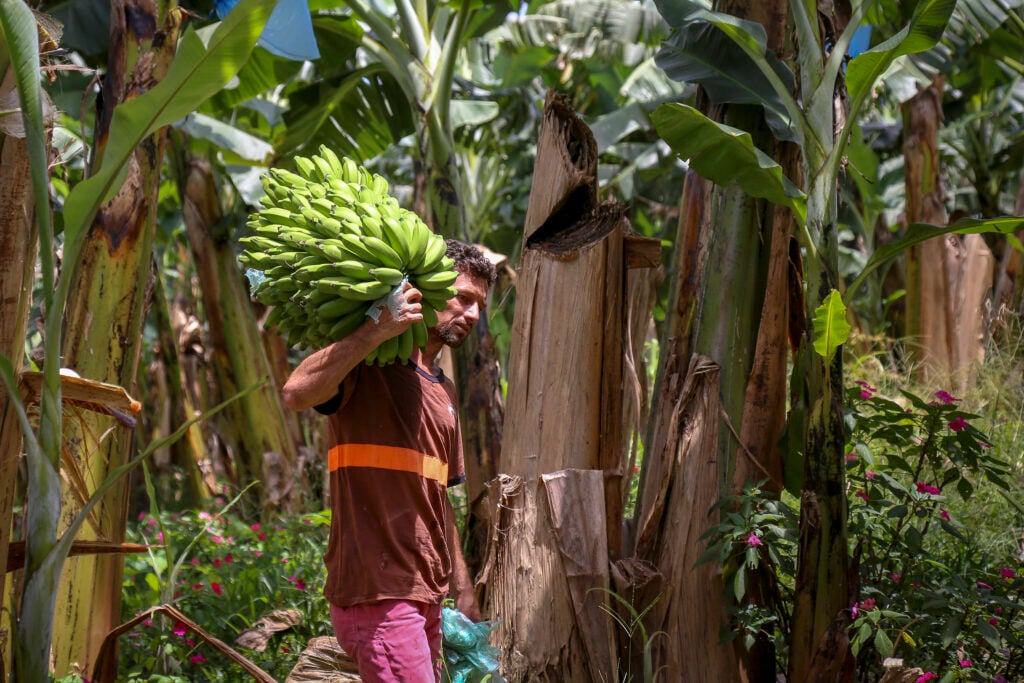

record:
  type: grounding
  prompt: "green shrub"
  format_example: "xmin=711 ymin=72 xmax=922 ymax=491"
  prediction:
xmin=118 ymin=505 xmax=331 ymax=681
xmin=701 ymin=382 xmax=1024 ymax=681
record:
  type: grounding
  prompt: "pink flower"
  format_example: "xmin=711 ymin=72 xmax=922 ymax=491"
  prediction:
xmin=845 ymin=452 xmax=858 ymax=463
xmin=854 ymin=380 xmax=877 ymax=399
xmin=977 ymin=581 xmax=993 ymax=589
xmin=915 ymin=482 xmax=941 ymax=495
xmin=224 ymin=554 xmax=233 ymax=564
xmin=287 ymin=575 xmax=308 ymax=591
xmin=855 ymin=490 xmax=869 ymax=501
xmin=859 ymin=598 xmax=876 ymax=611
xmin=157 ymin=532 xmax=164 ymax=542
xmin=865 ymin=471 xmax=876 ymax=480
xmin=1000 ymin=567 xmax=1015 ymax=579
xmin=191 ymin=557 xmax=201 ymax=566
xmin=211 ymin=535 xmax=223 ymax=545
xmin=948 ymin=416 xmax=969 ymax=432
xmin=995 ymin=676 xmax=1007 ymax=683
xmin=173 ymin=621 xmax=188 ymax=637
xmin=192 ymin=583 xmax=204 ymax=590
xmin=746 ymin=533 xmax=762 ymax=547
xmin=138 ymin=511 xmax=147 ymax=520
xmin=916 ymin=673 xmax=937 ymax=682
xmin=250 ymin=523 xmax=261 ymax=532
xmin=211 ymin=582 xmax=222 ymax=596
xmin=190 ymin=653 xmax=206 ymax=665
xmin=989 ymin=617 xmax=999 ymax=625
xmin=258 ymin=532 xmax=267 ymax=541
xmin=934 ymin=390 xmax=961 ymax=405
xmin=959 ymin=659 xmax=972 ymax=667
xmin=213 ymin=558 xmax=222 ymax=568
xmin=940 ymin=510 xmax=950 ymax=521
xmin=891 ymin=573 xmax=902 ymax=583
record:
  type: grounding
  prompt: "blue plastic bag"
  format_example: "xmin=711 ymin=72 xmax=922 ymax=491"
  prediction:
xmin=441 ymin=607 xmax=504 ymax=683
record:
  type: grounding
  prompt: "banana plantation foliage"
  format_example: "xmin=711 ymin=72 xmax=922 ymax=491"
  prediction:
xmin=1 ymin=0 xmax=1024 ymax=682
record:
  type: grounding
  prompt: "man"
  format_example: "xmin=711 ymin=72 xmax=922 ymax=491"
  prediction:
xmin=282 ymin=239 xmax=496 ymax=682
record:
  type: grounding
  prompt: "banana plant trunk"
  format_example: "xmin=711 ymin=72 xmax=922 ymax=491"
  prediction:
xmin=484 ymin=91 xmax=659 ymax=681
xmin=51 ymin=1 xmax=180 ymax=674
xmin=141 ymin=274 xmax=211 ymax=506
xmin=633 ymin=3 xmax=792 ymax=678
xmin=788 ymin=180 xmax=852 ymax=683
xmin=0 ymin=118 xmax=41 ymax=681
xmin=178 ymin=155 xmax=300 ymax=515
xmin=903 ymin=79 xmax=993 ymax=392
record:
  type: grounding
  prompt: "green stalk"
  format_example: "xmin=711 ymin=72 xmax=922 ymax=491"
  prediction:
xmin=0 ymin=2 xmax=62 ymax=679
xmin=430 ymin=1 xmax=471 ymax=128
xmin=395 ymin=0 xmax=428 ymax=61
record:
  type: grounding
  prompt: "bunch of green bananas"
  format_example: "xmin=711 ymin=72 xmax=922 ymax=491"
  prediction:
xmin=239 ymin=146 xmax=458 ymax=365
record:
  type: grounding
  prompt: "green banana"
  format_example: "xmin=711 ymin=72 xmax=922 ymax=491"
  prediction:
xmin=269 ymin=168 xmax=312 ymax=190
xmin=257 ymin=207 xmax=307 ymax=229
xmin=295 ymin=156 xmax=320 ymax=181
xmin=342 ymin=157 xmax=361 ymax=185
xmin=414 ymin=269 xmax=458 ymax=290
xmin=380 ymin=215 xmax=413 ymax=264
xmin=313 ymin=154 xmax=336 ymax=182
xmin=327 ymin=183 xmax=359 ymax=205
xmin=333 ymin=259 xmax=374 ymax=279
xmin=327 ymin=308 xmax=370 ymax=340
xmin=337 ymin=233 xmax=381 ymax=264
xmin=369 ymin=267 xmax=405 ymax=286
xmin=360 ymin=213 xmax=384 ymax=240
xmin=316 ymin=297 xmax=366 ymax=321
xmin=375 ymin=334 xmax=400 ymax=366
xmin=411 ymin=320 xmax=428 ymax=351
xmin=370 ymin=174 xmax=390 ymax=197
xmin=361 ymin=235 xmax=403 ymax=270
xmin=319 ymin=145 xmax=344 ymax=178
xmin=396 ymin=327 xmax=414 ymax=363
xmin=411 ymin=233 xmax=447 ymax=275
xmin=315 ymin=277 xmax=392 ymax=301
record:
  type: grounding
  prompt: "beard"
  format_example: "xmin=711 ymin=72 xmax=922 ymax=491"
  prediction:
xmin=436 ymin=319 xmax=470 ymax=348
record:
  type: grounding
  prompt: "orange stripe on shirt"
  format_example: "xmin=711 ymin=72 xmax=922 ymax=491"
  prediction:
xmin=328 ymin=443 xmax=448 ymax=486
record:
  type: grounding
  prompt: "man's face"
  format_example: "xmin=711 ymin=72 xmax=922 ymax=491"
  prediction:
xmin=434 ymin=271 xmax=488 ymax=348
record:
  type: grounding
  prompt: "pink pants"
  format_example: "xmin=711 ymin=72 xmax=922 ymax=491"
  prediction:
xmin=330 ymin=599 xmax=443 ymax=682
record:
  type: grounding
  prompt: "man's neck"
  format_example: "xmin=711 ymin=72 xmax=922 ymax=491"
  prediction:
xmin=412 ymin=345 xmax=443 ymax=374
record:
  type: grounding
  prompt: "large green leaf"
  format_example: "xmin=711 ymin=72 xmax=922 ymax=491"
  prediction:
xmin=651 ymin=102 xmax=807 ymax=223
xmin=845 ymin=0 xmax=957 ymax=118
xmin=61 ymin=0 xmax=278 ymax=249
xmin=278 ymin=66 xmax=415 ymax=159
xmin=846 ymin=216 xmax=1024 ymax=299
xmin=812 ymin=290 xmax=850 ymax=362
xmin=655 ymin=13 xmax=798 ymax=142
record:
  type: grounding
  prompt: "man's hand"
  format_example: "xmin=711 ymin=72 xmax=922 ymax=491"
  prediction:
xmin=454 ymin=589 xmax=482 ymax=623
xmin=366 ymin=282 xmax=423 ymax=343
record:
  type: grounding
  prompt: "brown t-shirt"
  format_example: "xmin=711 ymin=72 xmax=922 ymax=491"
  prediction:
xmin=316 ymin=361 xmax=464 ymax=607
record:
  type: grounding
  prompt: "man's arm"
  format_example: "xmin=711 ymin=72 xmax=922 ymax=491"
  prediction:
xmin=281 ymin=286 xmax=422 ymax=412
xmin=446 ymin=495 xmax=482 ymax=621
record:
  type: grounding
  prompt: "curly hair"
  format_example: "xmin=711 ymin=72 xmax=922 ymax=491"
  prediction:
xmin=445 ymin=239 xmax=497 ymax=286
